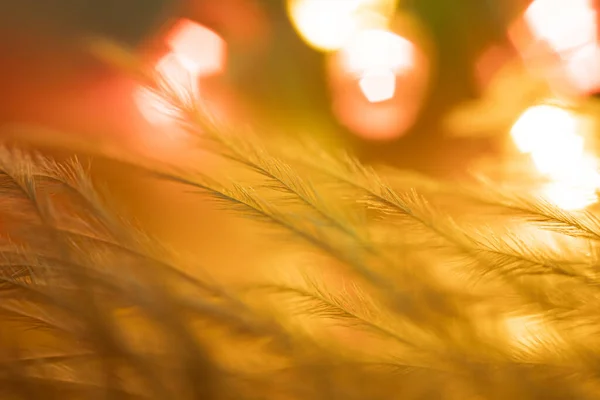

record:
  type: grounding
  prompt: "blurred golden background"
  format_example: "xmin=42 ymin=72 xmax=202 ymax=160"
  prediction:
xmin=2 ymin=0 xmax=600 ymax=258
xmin=3 ymin=5 xmax=600 ymax=398
xmin=0 ymin=0 xmax=532 ymax=172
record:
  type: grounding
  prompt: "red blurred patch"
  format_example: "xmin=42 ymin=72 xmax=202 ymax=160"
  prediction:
xmin=0 ymin=30 xmax=139 ymax=145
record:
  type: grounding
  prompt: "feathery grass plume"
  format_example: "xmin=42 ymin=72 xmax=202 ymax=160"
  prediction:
xmin=101 ymin=55 xmax=600 ymax=399
xmin=6 ymin=38 xmax=600 ymax=398
xmin=0 ymin=147 xmax=371 ymax=399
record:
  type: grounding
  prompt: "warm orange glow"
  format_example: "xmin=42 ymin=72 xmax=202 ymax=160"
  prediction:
xmin=338 ymin=28 xmax=414 ymax=103
xmin=339 ymin=29 xmax=414 ymax=75
xmin=135 ymin=53 xmax=197 ymax=127
xmin=511 ymin=105 xmax=579 ymax=155
xmin=510 ymin=0 xmax=600 ymax=97
xmin=564 ymin=43 xmax=600 ymax=94
xmin=333 ymin=95 xmax=412 ymax=140
xmin=524 ymin=0 xmax=596 ymax=54
xmin=358 ymin=68 xmax=396 ymax=102
xmin=155 ymin=53 xmax=200 ymax=94
xmin=286 ymin=0 xmax=397 ymax=52
xmin=136 ymin=20 xmax=228 ymax=127
xmin=288 ymin=0 xmax=365 ymax=51
xmin=542 ymin=180 xmax=599 ymax=211
xmin=511 ymin=104 xmax=600 ymax=210
xmin=166 ymin=19 xmax=227 ymax=76
xmin=135 ymin=87 xmax=173 ymax=127
xmin=325 ymin=12 xmax=430 ymax=140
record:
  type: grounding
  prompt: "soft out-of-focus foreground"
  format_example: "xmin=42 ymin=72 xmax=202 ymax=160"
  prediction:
xmin=2 ymin=1 xmax=600 ymax=399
